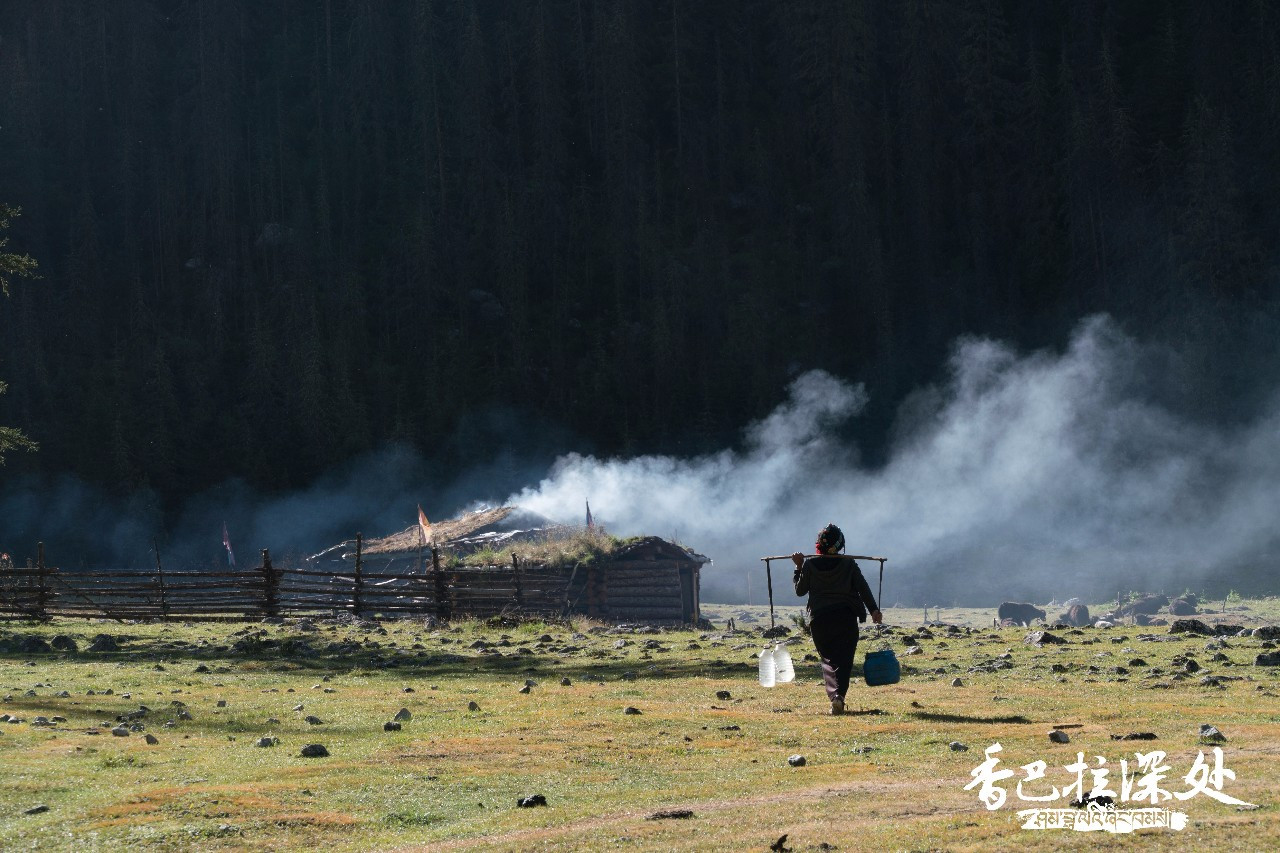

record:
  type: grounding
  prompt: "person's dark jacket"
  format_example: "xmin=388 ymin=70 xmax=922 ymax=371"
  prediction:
xmin=794 ymin=555 xmax=879 ymax=620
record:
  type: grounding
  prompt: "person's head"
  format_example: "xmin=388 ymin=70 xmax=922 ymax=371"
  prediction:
xmin=815 ymin=523 xmax=845 ymax=555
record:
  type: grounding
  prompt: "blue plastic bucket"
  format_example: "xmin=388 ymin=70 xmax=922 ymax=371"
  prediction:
xmin=863 ymin=648 xmax=901 ymax=686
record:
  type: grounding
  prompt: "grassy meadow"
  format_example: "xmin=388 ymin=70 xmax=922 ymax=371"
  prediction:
xmin=1 ymin=599 xmax=1278 ymax=851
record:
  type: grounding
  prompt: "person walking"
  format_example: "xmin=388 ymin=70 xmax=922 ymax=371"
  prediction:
xmin=792 ymin=523 xmax=882 ymax=715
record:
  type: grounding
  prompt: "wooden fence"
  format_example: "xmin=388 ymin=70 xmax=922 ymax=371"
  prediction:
xmin=0 ymin=541 xmax=577 ymax=622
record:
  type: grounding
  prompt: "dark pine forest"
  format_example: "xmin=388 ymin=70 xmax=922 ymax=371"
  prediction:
xmin=2 ymin=1 xmax=1279 ymax=514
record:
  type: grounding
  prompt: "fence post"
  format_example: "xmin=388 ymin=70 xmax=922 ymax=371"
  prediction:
xmin=353 ymin=533 xmax=364 ymax=617
xmin=512 ymin=553 xmax=523 ymax=609
xmin=36 ymin=541 xmax=48 ymax=619
xmin=432 ymin=546 xmax=450 ymax=621
xmin=261 ymin=548 xmax=278 ymax=617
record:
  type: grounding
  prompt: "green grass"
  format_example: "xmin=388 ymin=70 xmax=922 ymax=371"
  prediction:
xmin=0 ymin=599 xmax=1277 ymax=851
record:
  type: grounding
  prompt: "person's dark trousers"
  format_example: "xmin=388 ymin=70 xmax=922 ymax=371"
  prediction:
xmin=809 ymin=604 xmax=860 ymax=701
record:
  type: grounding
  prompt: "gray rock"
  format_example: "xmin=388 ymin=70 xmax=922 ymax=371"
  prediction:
xmin=517 ymin=794 xmax=547 ymax=808
xmin=1199 ymin=725 xmax=1226 ymax=743
xmin=383 ymin=721 xmax=402 ymax=732
xmin=50 ymin=636 xmax=78 ymax=652
xmin=787 ymin=754 xmax=806 ymax=767
xmin=23 ymin=804 xmax=49 ymax=815
xmin=949 ymin=741 xmax=969 ymax=752
xmin=1048 ymin=729 xmax=1070 ymax=744
xmin=1251 ymin=626 xmax=1280 ymax=640
xmin=255 ymin=736 xmax=278 ymax=748
xmin=623 ymin=707 xmax=642 ymax=715
xmin=951 ymin=678 xmax=964 ymax=687
xmin=1025 ymin=631 xmax=1067 ymax=645
xmin=300 ymin=743 xmax=329 ymax=757
xmin=715 ymin=690 xmax=731 ymax=700
xmin=144 ymin=734 xmax=159 ymax=744
xmin=560 ymin=677 xmax=572 ymax=686
xmin=1169 ymin=619 xmax=1214 ymax=635
xmin=304 ymin=715 xmax=323 ymax=725
xmin=393 ymin=708 xmax=412 ymax=722
xmin=111 ymin=726 xmax=129 ymax=737
xmin=1256 ymin=652 xmax=1280 ymax=666
xmin=467 ymin=701 xmax=481 ymax=712
xmin=518 ymin=685 xmax=531 ymax=694
xmin=87 ymin=634 xmax=120 ymax=653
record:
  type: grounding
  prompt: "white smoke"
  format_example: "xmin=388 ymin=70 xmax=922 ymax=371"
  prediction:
xmin=510 ymin=316 xmax=1280 ymax=605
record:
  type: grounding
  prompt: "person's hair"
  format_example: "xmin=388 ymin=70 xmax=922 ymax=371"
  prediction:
xmin=816 ymin=523 xmax=845 ymax=555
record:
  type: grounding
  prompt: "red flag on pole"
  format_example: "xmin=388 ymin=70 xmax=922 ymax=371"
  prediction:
xmin=222 ymin=522 xmax=236 ymax=567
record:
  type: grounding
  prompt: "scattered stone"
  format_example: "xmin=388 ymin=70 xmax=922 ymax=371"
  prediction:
xmin=144 ymin=734 xmax=159 ymax=744
xmin=949 ymin=741 xmax=969 ymax=752
xmin=518 ymin=685 xmax=531 ymax=694
xmin=1255 ymin=652 xmax=1280 ymax=666
xmin=1111 ymin=732 xmax=1158 ymax=741
xmin=50 ymin=636 xmax=78 ymax=652
xmin=467 ymin=701 xmax=480 ymax=712
xmin=255 ymin=736 xmax=278 ymax=747
xmin=1050 ymin=663 xmax=1068 ymax=673
xmin=1199 ymin=725 xmax=1227 ymax=744
xmin=216 ymin=700 xmax=227 ymax=708
xmin=1025 ymin=631 xmax=1067 ymax=645
xmin=951 ymin=678 xmax=964 ymax=687
xmin=715 ymin=690 xmax=732 ymax=700
xmin=621 ymin=671 xmax=638 ymax=681
xmin=1169 ymin=619 xmax=1214 ymax=636
xmin=1048 ymin=730 xmax=1070 ymax=744
xmin=1251 ymin=626 xmax=1280 ymax=640
xmin=194 ymin=665 xmax=210 ymax=673
xmin=402 ymin=686 xmax=415 ymax=693
xmin=393 ymin=708 xmax=412 ymax=722
xmin=560 ymin=677 xmax=572 ymax=686
xmin=23 ymin=804 xmax=49 ymax=815
xmin=517 ymin=794 xmax=547 ymax=808
xmin=647 ymin=808 xmax=694 ymax=820
xmin=383 ymin=721 xmax=402 ymax=732
xmin=300 ymin=743 xmax=329 ymax=757
xmin=787 ymin=754 xmax=806 ymax=767
xmin=304 ymin=715 xmax=323 ymax=725
xmin=623 ymin=707 xmax=642 ymax=715
xmin=87 ymin=635 xmax=120 ymax=653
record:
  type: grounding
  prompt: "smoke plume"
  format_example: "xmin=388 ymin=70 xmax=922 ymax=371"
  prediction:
xmin=510 ymin=316 xmax=1280 ymax=606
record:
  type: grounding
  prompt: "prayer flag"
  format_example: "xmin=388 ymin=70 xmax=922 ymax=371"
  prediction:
xmin=222 ymin=521 xmax=236 ymax=567
xmin=418 ymin=504 xmax=433 ymax=546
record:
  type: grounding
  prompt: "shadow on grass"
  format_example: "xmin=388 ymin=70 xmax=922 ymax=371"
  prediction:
xmin=0 ymin=624 xmax=765 ymax=684
xmin=908 ymin=711 xmax=1033 ymax=725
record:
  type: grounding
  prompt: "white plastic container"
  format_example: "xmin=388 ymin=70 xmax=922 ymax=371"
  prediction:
xmin=758 ymin=645 xmax=777 ymax=687
xmin=773 ymin=642 xmax=795 ymax=683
